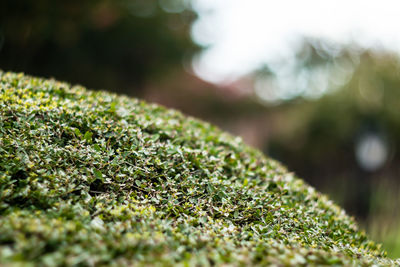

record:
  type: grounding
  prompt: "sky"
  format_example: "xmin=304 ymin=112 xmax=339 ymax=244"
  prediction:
xmin=190 ymin=0 xmax=400 ymax=84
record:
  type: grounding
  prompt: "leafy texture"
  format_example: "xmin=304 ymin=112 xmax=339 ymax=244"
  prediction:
xmin=0 ymin=71 xmax=397 ymax=266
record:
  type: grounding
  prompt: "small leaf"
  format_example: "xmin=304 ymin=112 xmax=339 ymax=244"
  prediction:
xmin=84 ymin=131 xmax=93 ymax=143
xmin=110 ymin=102 xmax=117 ymax=113
xmin=74 ymin=128 xmax=81 ymax=137
xmin=93 ymin=169 xmax=103 ymax=181
xmin=234 ymin=210 xmax=239 ymax=219
xmin=93 ymin=144 xmax=101 ymax=152
xmin=151 ymin=134 xmax=160 ymax=141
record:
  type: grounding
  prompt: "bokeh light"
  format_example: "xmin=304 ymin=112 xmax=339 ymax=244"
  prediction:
xmin=191 ymin=0 xmax=400 ymax=88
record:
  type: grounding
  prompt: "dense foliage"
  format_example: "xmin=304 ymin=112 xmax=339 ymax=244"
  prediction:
xmin=0 ymin=71 xmax=397 ymax=266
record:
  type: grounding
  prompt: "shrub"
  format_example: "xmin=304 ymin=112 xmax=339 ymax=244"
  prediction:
xmin=0 ymin=71 xmax=397 ymax=266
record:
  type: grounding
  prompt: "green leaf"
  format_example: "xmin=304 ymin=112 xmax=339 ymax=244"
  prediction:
xmin=93 ymin=169 xmax=103 ymax=181
xmin=234 ymin=210 xmax=239 ymax=219
xmin=151 ymin=134 xmax=160 ymax=141
xmin=93 ymin=144 xmax=101 ymax=152
xmin=74 ymin=128 xmax=82 ymax=137
xmin=84 ymin=131 xmax=93 ymax=143
xmin=110 ymin=101 xmax=117 ymax=113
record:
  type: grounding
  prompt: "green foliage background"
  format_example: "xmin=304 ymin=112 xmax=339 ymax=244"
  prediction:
xmin=0 ymin=0 xmax=197 ymax=94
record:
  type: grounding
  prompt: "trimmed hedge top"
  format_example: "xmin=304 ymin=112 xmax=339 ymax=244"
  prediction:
xmin=0 ymin=71 xmax=396 ymax=266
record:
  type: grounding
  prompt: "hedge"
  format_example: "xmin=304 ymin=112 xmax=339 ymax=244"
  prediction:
xmin=0 ymin=71 xmax=397 ymax=266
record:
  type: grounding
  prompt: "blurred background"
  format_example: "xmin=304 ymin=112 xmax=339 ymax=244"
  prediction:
xmin=1 ymin=0 xmax=400 ymax=257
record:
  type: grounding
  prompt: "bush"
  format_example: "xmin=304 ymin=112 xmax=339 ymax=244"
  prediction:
xmin=0 ymin=71 xmax=397 ymax=266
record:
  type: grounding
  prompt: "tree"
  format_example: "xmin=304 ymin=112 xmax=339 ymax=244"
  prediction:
xmin=0 ymin=0 xmax=198 ymax=95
